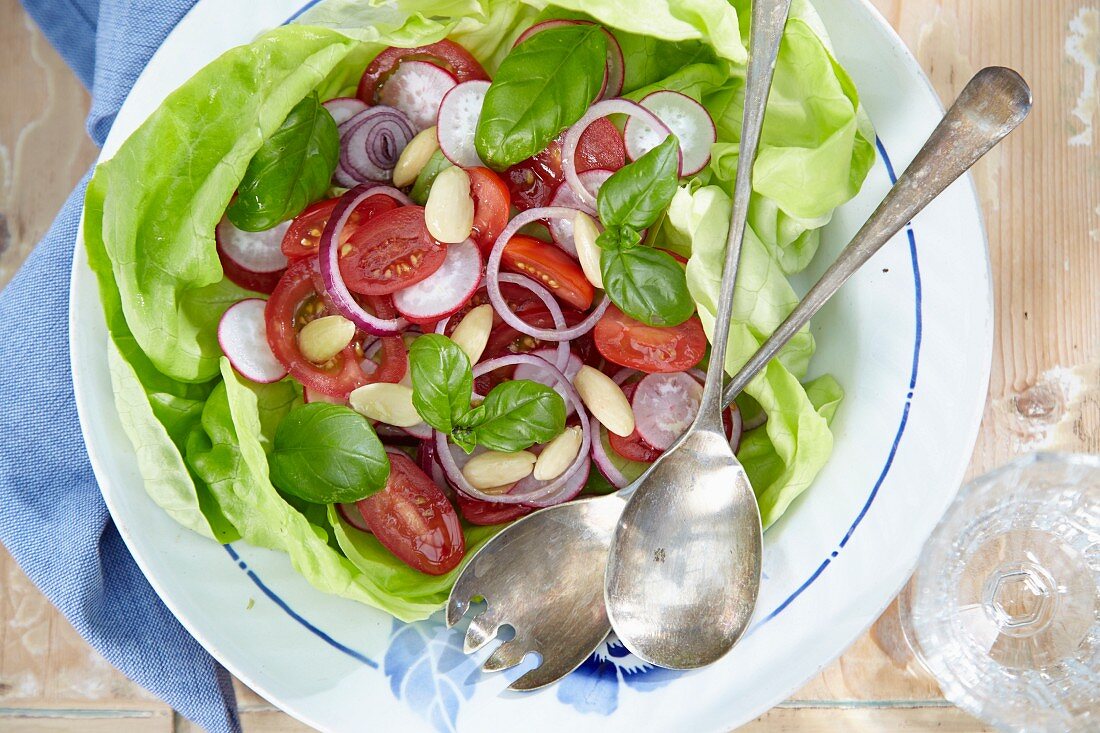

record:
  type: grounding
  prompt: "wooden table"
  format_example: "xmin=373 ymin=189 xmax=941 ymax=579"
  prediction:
xmin=1 ymin=0 xmax=1096 ymax=730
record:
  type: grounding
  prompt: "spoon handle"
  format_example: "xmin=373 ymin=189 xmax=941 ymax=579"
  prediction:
xmin=721 ymin=66 xmax=1032 ymax=407
xmin=696 ymin=0 xmax=793 ymax=430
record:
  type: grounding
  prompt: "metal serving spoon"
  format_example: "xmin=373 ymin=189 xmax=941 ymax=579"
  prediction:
xmin=447 ymin=66 xmax=1032 ymax=687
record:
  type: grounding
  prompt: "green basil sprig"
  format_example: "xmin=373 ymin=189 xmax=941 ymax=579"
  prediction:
xmin=227 ymin=92 xmax=339 ymax=232
xmin=474 ymin=25 xmax=607 ymax=170
xmin=269 ymin=402 xmax=390 ymax=504
xmin=594 ymin=135 xmax=694 ymax=327
xmin=409 ymin=334 xmax=566 ymax=453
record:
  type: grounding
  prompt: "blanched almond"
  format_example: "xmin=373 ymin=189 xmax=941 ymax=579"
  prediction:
xmin=349 ymin=383 xmax=422 ymax=427
xmin=297 ymin=315 xmax=354 ymax=364
xmin=392 ymin=126 xmax=439 ymax=187
xmin=449 ymin=304 xmax=493 ymax=364
xmin=533 ymin=426 xmax=583 ymax=481
xmin=574 ymin=365 xmax=635 ymax=437
xmin=462 ymin=450 xmax=536 ymax=490
xmin=572 ymin=211 xmax=604 ymax=289
xmin=425 ymin=166 xmax=474 ymax=244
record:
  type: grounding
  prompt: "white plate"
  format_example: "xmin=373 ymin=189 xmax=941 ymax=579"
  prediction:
xmin=70 ymin=1 xmax=991 ymax=730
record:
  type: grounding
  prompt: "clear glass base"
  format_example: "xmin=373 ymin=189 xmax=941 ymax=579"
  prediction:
xmin=900 ymin=453 xmax=1100 ymax=732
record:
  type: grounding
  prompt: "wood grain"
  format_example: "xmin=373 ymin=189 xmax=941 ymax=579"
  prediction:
xmin=1 ymin=0 xmax=1096 ymax=731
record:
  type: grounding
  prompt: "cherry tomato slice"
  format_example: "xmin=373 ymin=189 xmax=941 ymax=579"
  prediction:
xmin=454 ymin=491 xmax=535 ymax=526
xmin=593 ymin=305 xmax=707 ymax=374
xmin=501 ymin=235 xmax=594 ymax=311
xmin=281 ymin=195 xmax=400 ymax=260
xmin=357 ymin=40 xmax=489 ymax=104
xmin=357 ymin=451 xmax=465 ymax=574
xmin=339 ymin=206 xmax=447 ymax=295
xmin=265 ymin=260 xmax=372 ymax=397
xmin=504 ymin=118 xmax=627 ymax=210
xmin=467 ymin=167 xmax=510 ymax=257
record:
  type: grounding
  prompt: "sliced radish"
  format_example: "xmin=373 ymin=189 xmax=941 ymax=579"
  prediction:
xmin=337 ymin=503 xmax=372 ymax=532
xmin=513 ymin=20 xmax=624 ymax=100
xmin=216 ymin=217 xmax=289 ymax=274
xmin=393 ymin=239 xmax=482 ymax=323
xmin=323 ymin=97 xmax=369 ymax=126
xmin=379 ymin=60 xmax=458 ymax=132
xmin=624 ymin=90 xmax=717 ymax=176
xmin=436 ymin=80 xmax=489 ymax=168
xmin=218 ymin=299 xmax=288 ymax=384
xmin=632 ymin=372 xmax=704 ymax=450
xmin=547 ymin=169 xmax=614 ymax=256
xmin=513 ymin=347 xmax=584 ymax=416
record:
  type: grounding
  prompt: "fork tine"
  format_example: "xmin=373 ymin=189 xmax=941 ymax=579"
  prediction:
xmin=481 ymin=638 xmax=531 ymax=673
xmin=445 ymin=593 xmax=470 ymax=628
xmin=463 ymin=611 xmax=501 ymax=653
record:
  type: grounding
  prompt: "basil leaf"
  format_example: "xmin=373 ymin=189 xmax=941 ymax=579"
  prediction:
xmin=596 ymin=225 xmax=642 ymax=251
xmin=597 ymin=135 xmax=680 ymax=230
xmin=408 ymin=334 xmax=473 ymax=433
xmin=409 ymin=149 xmax=453 ymax=205
xmin=474 ymin=25 xmax=607 ymax=170
xmin=269 ymin=403 xmax=389 ymax=504
xmin=228 ymin=92 xmax=339 ymax=232
xmin=456 ymin=380 xmax=566 ymax=452
xmin=601 ymin=246 xmax=695 ymax=327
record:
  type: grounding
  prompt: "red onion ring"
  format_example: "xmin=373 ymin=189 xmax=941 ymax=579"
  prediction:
xmin=339 ymin=106 xmax=415 ymax=184
xmin=561 ymin=99 xmax=674 ymax=209
xmin=434 ymin=353 xmax=592 ymax=506
xmin=496 ymin=274 xmax=571 ymax=373
xmin=486 ymin=207 xmax=610 ymax=343
xmin=317 ymin=185 xmax=412 ymax=335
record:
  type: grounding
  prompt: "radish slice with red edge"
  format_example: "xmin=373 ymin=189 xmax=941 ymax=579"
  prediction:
xmin=547 ymin=169 xmax=613 ymax=256
xmin=340 ymin=106 xmax=416 ymax=184
xmin=631 ymin=371 xmax=704 ymax=450
xmin=379 ymin=61 xmax=458 ymax=132
xmin=336 ymin=502 xmax=372 ymax=532
xmin=323 ymin=97 xmax=368 ymax=126
xmin=513 ymin=20 xmax=624 ymax=99
xmin=562 ymin=100 xmax=676 ymax=208
xmin=513 ymin=347 xmax=583 ymax=416
xmin=216 ymin=217 xmax=289 ymax=274
xmin=624 ymin=90 xmax=716 ymax=176
xmin=436 ymin=80 xmax=489 ymax=168
xmin=317 ymin=185 xmax=412 ymax=335
xmin=393 ymin=238 xmax=482 ymax=323
xmin=218 ymin=299 xmax=288 ymax=383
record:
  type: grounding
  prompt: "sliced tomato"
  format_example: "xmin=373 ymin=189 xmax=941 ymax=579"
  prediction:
xmin=265 ymin=260 xmax=372 ymax=397
xmin=594 ymin=305 xmax=707 ymax=374
xmin=504 ymin=117 xmax=627 ymax=210
xmin=501 ymin=235 xmax=594 ymax=310
xmin=357 ymin=451 xmax=465 ymax=574
xmin=360 ymin=298 xmax=409 ymax=385
xmin=357 ymin=40 xmax=489 ymax=104
xmin=339 ymin=206 xmax=446 ymax=295
xmin=454 ymin=491 xmax=535 ymax=526
xmin=281 ymin=195 xmax=399 ymax=260
xmin=467 ymin=167 xmax=510 ymax=257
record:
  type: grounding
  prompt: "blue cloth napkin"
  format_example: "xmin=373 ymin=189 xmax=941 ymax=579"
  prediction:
xmin=1 ymin=3 xmax=240 ymax=731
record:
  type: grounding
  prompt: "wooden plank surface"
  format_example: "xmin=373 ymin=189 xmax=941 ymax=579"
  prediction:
xmin=1 ymin=0 xmax=1096 ymax=730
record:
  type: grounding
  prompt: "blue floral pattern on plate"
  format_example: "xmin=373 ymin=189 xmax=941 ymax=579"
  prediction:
xmin=556 ymin=637 xmax=680 ymax=715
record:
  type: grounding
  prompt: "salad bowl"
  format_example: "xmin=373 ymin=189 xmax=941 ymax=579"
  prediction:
xmin=70 ymin=0 xmax=992 ymax=731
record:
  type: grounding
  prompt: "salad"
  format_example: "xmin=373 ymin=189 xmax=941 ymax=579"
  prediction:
xmin=84 ymin=0 xmax=874 ymax=622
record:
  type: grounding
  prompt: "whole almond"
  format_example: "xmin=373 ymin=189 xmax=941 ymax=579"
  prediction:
xmin=349 ymin=383 xmax=422 ymax=427
xmin=449 ymin=304 xmax=494 ymax=364
xmin=392 ymin=126 xmax=439 ymax=187
xmin=572 ymin=211 xmax=604 ymax=289
xmin=533 ymin=426 xmax=583 ymax=481
xmin=425 ymin=166 xmax=474 ymax=244
xmin=574 ymin=365 xmax=635 ymax=437
xmin=297 ymin=315 xmax=354 ymax=364
xmin=462 ymin=450 xmax=536 ymax=490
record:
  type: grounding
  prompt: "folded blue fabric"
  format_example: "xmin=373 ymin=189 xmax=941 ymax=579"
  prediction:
xmin=2 ymin=3 xmax=239 ymax=731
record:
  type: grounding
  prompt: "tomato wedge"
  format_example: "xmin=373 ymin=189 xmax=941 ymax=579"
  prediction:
xmin=357 ymin=40 xmax=489 ymax=104
xmin=265 ymin=260 xmax=372 ymax=397
xmin=593 ymin=305 xmax=707 ymax=374
xmin=339 ymin=206 xmax=447 ymax=295
xmin=467 ymin=167 xmax=510 ymax=257
xmin=501 ymin=235 xmax=594 ymax=310
xmin=357 ymin=451 xmax=465 ymax=574
xmin=504 ymin=117 xmax=626 ymax=210
xmin=281 ymin=195 xmax=399 ymax=260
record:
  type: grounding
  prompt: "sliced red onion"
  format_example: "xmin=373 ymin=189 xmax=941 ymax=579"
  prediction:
xmin=547 ymin=169 xmax=614 ymax=256
xmin=496 ymin=273 xmax=569 ymax=373
xmin=401 ymin=422 xmax=433 ymax=440
xmin=317 ymin=185 xmax=412 ymax=335
xmin=562 ymin=99 xmax=675 ymax=209
xmin=742 ymin=409 xmax=767 ymax=432
xmin=486 ymin=207 xmax=610 ymax=343
xmin=340 ymin=106 xmax=415 ymax=184
xmin=513 ymin=347 xmax=583 ymax=416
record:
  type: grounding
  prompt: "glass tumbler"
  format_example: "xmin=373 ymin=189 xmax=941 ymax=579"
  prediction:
xmin=900 ymin=453 xmax=1099 ymax=731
